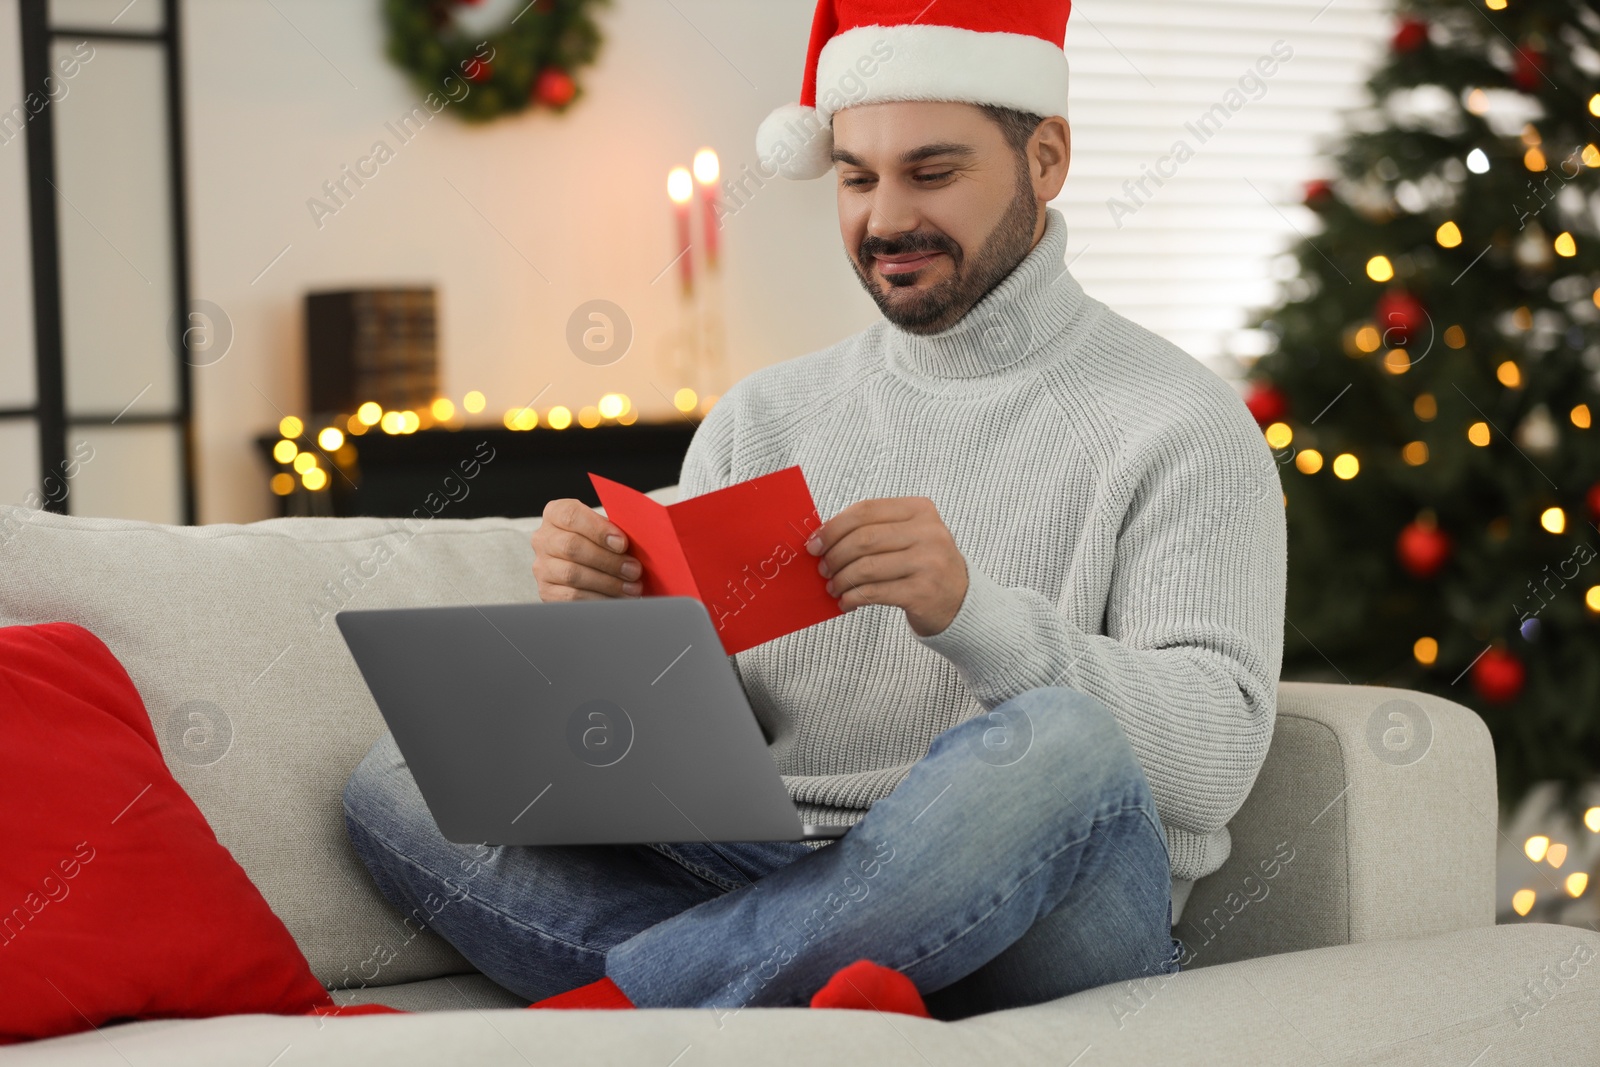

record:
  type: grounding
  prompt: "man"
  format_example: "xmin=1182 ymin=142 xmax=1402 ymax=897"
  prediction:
xmin=343 ymin=0 xmax=1286 ymax=1020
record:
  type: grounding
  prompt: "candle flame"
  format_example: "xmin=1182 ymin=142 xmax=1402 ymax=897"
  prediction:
xmin=668 ymin=167 xmax=694 ymax=204
xmin=693 ymin=148 xmax=720 ymax=185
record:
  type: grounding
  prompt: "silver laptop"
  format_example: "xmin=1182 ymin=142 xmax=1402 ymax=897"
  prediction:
xmin=336 ymin=598 xmax=851 ymax=846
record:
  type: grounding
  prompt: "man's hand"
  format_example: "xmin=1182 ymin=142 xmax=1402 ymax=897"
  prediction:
xmin=806 ymin=497 xmax=968 ymax=637
xmin=531 ymin=498 xmax=643 ymax=601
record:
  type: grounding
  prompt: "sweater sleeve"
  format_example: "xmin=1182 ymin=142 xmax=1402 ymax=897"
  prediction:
xmin=914 ymin=410 xmax=1287 ymax=843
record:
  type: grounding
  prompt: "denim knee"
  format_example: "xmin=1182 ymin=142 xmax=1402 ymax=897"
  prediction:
xmin=342 ymin=730 xmax=428 ymax=843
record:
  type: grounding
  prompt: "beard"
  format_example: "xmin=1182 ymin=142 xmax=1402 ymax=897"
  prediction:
xmin=847 ymin=160 xmax=1040 ymax=336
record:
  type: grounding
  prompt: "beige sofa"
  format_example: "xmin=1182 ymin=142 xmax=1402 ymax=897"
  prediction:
xmin=2 ymin=490 xmax=1596 ymax=1065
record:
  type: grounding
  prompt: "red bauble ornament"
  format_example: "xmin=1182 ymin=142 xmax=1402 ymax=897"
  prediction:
xmin=1512 ymin=46 xmax=1545 ymax=93
xmin=464 ymin=57 xmax=492 ymax=83
xmin=534 ymin=68 xmax=576 ymax=107
xmin=1472 ymin=647 xmax=1526 ymax=703
xmin=1587 ymin=482 xmax=1600 ymax=522
xmin=1392 ymin=18 xmax=1429 ymax=53
xmin=1397 ymin=520 xmax=1451 ymax=579
xmin=1304 ymin=178 xmax=1334 ymax=208
xmin=1375 ymin=288 xmax=1426 ymax=345
xmin=1244 ymin=382 xmax=1289 ymax=426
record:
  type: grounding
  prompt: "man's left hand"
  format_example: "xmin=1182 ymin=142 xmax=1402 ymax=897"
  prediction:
xmin=806 ymin=497 xmax=969 ymax=638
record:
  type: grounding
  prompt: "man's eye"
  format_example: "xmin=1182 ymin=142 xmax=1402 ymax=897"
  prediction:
xmin=841 ymin=176 xmax=875 ymax=188
xmin=915 ymin=172 xmax=953 ymax=183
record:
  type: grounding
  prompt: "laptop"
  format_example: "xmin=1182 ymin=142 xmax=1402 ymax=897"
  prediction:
xmin=336 ymin=597 xmax=852 ymax=846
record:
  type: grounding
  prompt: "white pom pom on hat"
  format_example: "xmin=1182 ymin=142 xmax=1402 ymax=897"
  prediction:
xmin=755 ymin=0 xmax=1075 ymax=182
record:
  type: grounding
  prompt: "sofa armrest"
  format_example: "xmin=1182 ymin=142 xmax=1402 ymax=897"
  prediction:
xmin=1178 ymin=682 xmax=1496 ymax=968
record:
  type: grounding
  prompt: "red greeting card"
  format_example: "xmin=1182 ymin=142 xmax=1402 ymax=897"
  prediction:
xmin=589 ymin=466 xmax=844 ymax=654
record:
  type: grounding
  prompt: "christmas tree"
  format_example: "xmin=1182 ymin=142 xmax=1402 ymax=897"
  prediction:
xmin=1244 ymin=0 xmax=1600 ymax=809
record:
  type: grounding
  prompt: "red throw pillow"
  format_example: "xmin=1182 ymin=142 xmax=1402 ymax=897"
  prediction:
xmin=0 ymin=622 xmax=334 ymax=1044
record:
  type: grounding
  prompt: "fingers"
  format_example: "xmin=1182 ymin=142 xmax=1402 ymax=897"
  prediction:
xmin=824 ymin=546 xmax=919 ymax=598
xmin=807 ymin=497 xmax=927 ymax=558
xmin=533 ymin=498 xmax=642 ymax=600
xmin=815 ymin=521 xmax=919 ymax=581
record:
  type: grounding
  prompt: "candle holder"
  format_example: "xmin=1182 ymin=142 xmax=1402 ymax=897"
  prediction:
xmin=656 ymin=150 xmax=728 ymax=406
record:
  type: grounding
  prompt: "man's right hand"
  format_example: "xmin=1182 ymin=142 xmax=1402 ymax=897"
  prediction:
xmin=531 ymin=498 xmax=643 ymax=601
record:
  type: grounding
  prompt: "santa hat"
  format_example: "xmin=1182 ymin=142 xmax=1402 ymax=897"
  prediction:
xmin=756 ymin=0 xmax=1073 ymax=181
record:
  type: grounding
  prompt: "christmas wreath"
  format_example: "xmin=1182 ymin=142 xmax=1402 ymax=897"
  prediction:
xmin=382 ymin=0 xmax=609 ymax=123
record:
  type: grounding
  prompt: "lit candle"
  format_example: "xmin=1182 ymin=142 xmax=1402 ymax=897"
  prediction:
xmin=693 ymin=147 xmax=720 ymax=271
xmin=668 ymin=166 xmax=694 ymax=297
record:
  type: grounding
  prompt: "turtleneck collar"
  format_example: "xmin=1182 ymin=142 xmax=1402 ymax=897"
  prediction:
xmin=880 ymin=206 xmax=1089 ymax=388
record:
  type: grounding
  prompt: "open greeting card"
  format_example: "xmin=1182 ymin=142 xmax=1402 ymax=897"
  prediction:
xmin=589 ymin=466 xmax=845 ymax=655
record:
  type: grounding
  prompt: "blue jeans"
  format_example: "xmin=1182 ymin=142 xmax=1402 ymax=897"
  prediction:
xmin=342 ymin=685 xmax=1182 ymax=1020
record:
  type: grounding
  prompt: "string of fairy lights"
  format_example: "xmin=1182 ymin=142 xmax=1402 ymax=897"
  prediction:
xmin=267 ymin=387 xmax=719 ymax=498
xmin=1513 ymin=807 xmax=1600 ymax=918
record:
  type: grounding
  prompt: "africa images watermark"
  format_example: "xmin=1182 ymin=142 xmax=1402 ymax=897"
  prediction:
xmin=0 ymin=41 xmax=94 ymax=149
xmin=306 ymin=41 xmax=494 ymax=230
xmin=1106 ymin=39 xmax=1295 ymax=229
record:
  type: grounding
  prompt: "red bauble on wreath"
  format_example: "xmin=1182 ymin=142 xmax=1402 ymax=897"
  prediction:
xmin=1304 ymin=178 xmax=1334 ymax=208
xmin=1244 ymin=382 xmax=1289 ymax=427
xmin=1512 ymin=44 xmax=1545 ymax=93
xmin=534 ymin=68 xmax=577 ymax=108
xmin=1391 ymin=18 xmax=1429 ymax=53
xmin=1375 ymin=288 xmax=1427 ymax=346
xmin=1472 ymin=646 xmax=1526 ymax=703
xmin=1397 ymin=518 xmax=1451 ymax=579
xmin=1586 ymin=481 xmax=1600 ymax=523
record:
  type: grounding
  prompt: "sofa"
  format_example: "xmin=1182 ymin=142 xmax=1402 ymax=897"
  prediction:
xmin=2 ymin=488 xmax=1596 ymax=1066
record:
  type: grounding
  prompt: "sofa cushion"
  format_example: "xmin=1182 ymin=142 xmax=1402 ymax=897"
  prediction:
xmin=0 ymin=501 xmax=552 ymax=988
xmin=0 ymin=622 xmax=331 ymax=1044
xmin=4 ymin=923 xmax=1595 ymax=1065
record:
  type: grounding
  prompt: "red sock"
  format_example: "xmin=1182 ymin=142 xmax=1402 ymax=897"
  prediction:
xmin=526 ymin=975 xmax=635 ymax=1010
xmin=809 ymin=959 xmax=931 ymax=1018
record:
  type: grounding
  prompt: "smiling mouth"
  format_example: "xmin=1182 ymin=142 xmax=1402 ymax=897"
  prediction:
xmin=873 ymin=251 xmax=947 ymax=277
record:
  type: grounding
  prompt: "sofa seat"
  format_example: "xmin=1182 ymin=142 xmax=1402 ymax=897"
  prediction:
xmin=11 ymin=924 xmax=1595 ymax=1066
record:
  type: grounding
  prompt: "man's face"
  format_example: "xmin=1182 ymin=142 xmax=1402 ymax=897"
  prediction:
xmin=831 ymin=101 xmax=1044 ymax=336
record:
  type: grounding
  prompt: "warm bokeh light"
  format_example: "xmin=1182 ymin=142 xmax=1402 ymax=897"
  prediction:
xmin=667 ymin=167 xmax=693 ymax=205
xmin=673 ymin=388 xmax=698 ymax=412
xmin=356 ymin=402 xmax=383 ymax=426
xmin=1540 ymin=507 xmax=1566 ymax=535
xmin=1413 ymin=636 xmax=1438 ymax=666
xmin=1586 ymin=144 xmax=1600 ymax=168
xmin=1571 ymin=404 xmax=1591 ymax=429
xmin=1591 ymin=95 xmax=1600 ymax=117
xmin=1295 ymin=449 xmax=1323 ymax=474
xmin=1525 ymin=835 xmax=1550 ymax=863
xmin=1332 ymin=453 xmax=1359 ymax=479
xmin=578 ymin=405 xmax=602 ymax=428
xmin=318 ymin=427 xmax=344 ymax=451
xmin=1435 ymin=221 xmax=1461 ymax=248
xmin=301 ymin=467 xmax=328 ymax=491
xmin=272 ymin=439 xmax=298 ymax=464
xmin=598 ymin=393 xmax=626 ymax=419
xmin=692 ymin=147 xmax=719 ymax=185
xmin=1568 ymin=872 xmax=1589 ymax=897
xmin=394 ymin=411 xmax=415 ymax=434
xmin=1585 ymin=807 xmax=1600 ymax=832
xmin=1484 ymin=0 xmax=1506 ymax=9
xmin=1524 ymin=147 xmax=1546 ymax=171
xmin=380 ymin=411 xmax=405 ymax=434
xmin=1546 ymin=842 xmax=1568 ymax=868
xmin=432 ymin=398 xmax=456 ymax=421
xmin=346 ymin=414 xmax=368 ymax=436
xmin=1467 ymin=421 xmax=1491 ymax=446
xmin=1383 ymin=349 xmax=1410 ymax=375
xmin=1466 ymin=88 xmax=1489 ymax=115
xmin=504 ymin=407 xmax=537 ymax=431
xmin=463 ymin=390 xmax=486 ymax=414
xmin=1402 ymin=441 xmax=1429 ymax=466
xmin=270 ymin=472 xmax=295 ymax=496
xmin=1354 ymin=325 xmax=1381 ymax=353
xmin=278 ymin=416 xmax=303 ymax=438
xmin=1511 ymin=889 xmax=1535 ymax=916
xmin=292 ymin=452 xmax=317 ymax=474
xmin=1365 ymin=255 xmax=1394 ymax=282
xmin=1587 ymin=587 xmax=1600 ymax=613
xmin=1496 ymin=361 xmax=1521 ymax=388
xmin=1264 ymin=422 xmax=1293 ymax=449
xmin=1554 ymin=232 xmax=1577 ymax=257
xmin=619 ymin=408 xmax=639 ymax=425
xmin=1414 ymin=394 xmax=1437 ymax=421
xmin=1443 ymin=326 xmax=1465 ymax=348
xmin=547 ymin=405 xmax=573 ymax=430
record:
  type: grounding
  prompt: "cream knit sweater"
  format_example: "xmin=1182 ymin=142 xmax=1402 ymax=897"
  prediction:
xmin=677 ymin=206 xmax=1287 ymax=899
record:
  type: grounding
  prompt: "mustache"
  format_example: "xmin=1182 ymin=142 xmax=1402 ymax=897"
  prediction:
xmin=860 ymin=232 xmax=960 ymax=261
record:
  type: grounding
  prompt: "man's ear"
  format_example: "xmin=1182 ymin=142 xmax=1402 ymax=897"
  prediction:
xmin=1029 ymin=117 xmax=1071 ymax=202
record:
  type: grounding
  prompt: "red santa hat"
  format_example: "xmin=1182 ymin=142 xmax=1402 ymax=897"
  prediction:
xmin=756 ymin=0 xmax=1073 ymax=181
